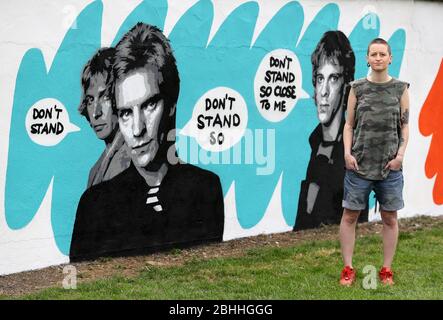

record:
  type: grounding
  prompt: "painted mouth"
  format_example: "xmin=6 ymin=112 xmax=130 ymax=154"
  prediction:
xmin=133 ymin=140 xmax=151 ymax=150
xmin=319 ymin=104 xmax=330 ymax=111
xmin=93 ymin=124 xmax=106 ymax=130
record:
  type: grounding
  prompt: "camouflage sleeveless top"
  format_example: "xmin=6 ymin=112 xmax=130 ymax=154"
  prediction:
xmin=350 ymin=77 xmax=409 ymax=180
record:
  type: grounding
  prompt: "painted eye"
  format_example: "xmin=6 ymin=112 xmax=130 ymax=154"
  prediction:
xmin=145 ymin=101 xmax=158 ymax=111
xmin=118 ymin=109 xmax=132 ymax=120
xmin=316 ymin=75 xmax=324 ymax=84
xmin=85 ymin=96 xmax=94 ymax=106
xmin=331 ymin=75 xmax=339 ymax=83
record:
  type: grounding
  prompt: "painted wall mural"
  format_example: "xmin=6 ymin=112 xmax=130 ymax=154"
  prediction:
xmin=294 ymin=30 xmax=368 ymax=231
xmin=69 ymin=23 xmax=225 ymax=261
xmin=419 ymin=59 xmax=443 ymax=205
xmin=1 ymin=0 xmax=443 ymax=274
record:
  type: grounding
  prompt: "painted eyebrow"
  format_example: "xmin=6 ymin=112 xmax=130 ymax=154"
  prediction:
xmin=140 ymin=93 xmax=162 ymax=109
xmin=117 ymin=106 xmax=131 ymax=112
xmin=83 ymin=94 xmax=93 ymax=103
xmin=116 ymin=93 xmax=162 ymax=110
xmin=98 ymin=88 xmax=110 ymax=99
xmin=316 ymin=72 xmax=342 ymax=79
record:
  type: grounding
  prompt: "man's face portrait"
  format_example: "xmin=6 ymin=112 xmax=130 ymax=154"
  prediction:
xmin=84 ymin=72 xmax=118 ymax=140
xmin=314 ymin=57 xmax=344 ymax=124
xmin=115 ymin=66 xmax=165 ymax=169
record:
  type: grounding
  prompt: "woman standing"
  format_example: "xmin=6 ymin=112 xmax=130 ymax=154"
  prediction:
xmin=339 ymin=38 xmax=410 ymax=286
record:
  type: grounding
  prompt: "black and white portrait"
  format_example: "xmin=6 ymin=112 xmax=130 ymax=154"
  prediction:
xmin=294 ymin=30 xmax=368 ymax=230
xmin=70 ymin=23 xmax=225 ymax=261
xmin=78 ymin=47 xmax=131 ymax=188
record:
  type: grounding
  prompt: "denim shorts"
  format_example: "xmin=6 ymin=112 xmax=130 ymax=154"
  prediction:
xmin=342 ymin=169 xmax=404 ymax=212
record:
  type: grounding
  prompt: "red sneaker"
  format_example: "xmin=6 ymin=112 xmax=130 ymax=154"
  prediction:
xmin=379 ymin=267 xmax=394 ymax=285
xmin=339 ymin=266 xmax=356 ymax=286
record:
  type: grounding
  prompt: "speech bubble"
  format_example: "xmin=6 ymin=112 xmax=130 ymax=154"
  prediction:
xmin=254 ymin=49 xmax=309 ymax=122
xmin=25 ymin=98 xmax=80 ymax=146
xmin=181 ymin=87 xmax=248 ymax=152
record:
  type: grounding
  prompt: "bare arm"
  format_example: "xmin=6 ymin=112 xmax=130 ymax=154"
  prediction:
xmin=344 ymin=87 xmax=359 ymax=170
xmin=385 ymin=86 xmax=410 ymax=170
xmin=397 ymin=87 xmax=410 ymax=158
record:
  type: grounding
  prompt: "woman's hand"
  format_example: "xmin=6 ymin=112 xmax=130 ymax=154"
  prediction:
xmin=345 ymin=154 xmax=359 ymax=171
xmin=385 ymin=155 xmax=403 ymax=171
